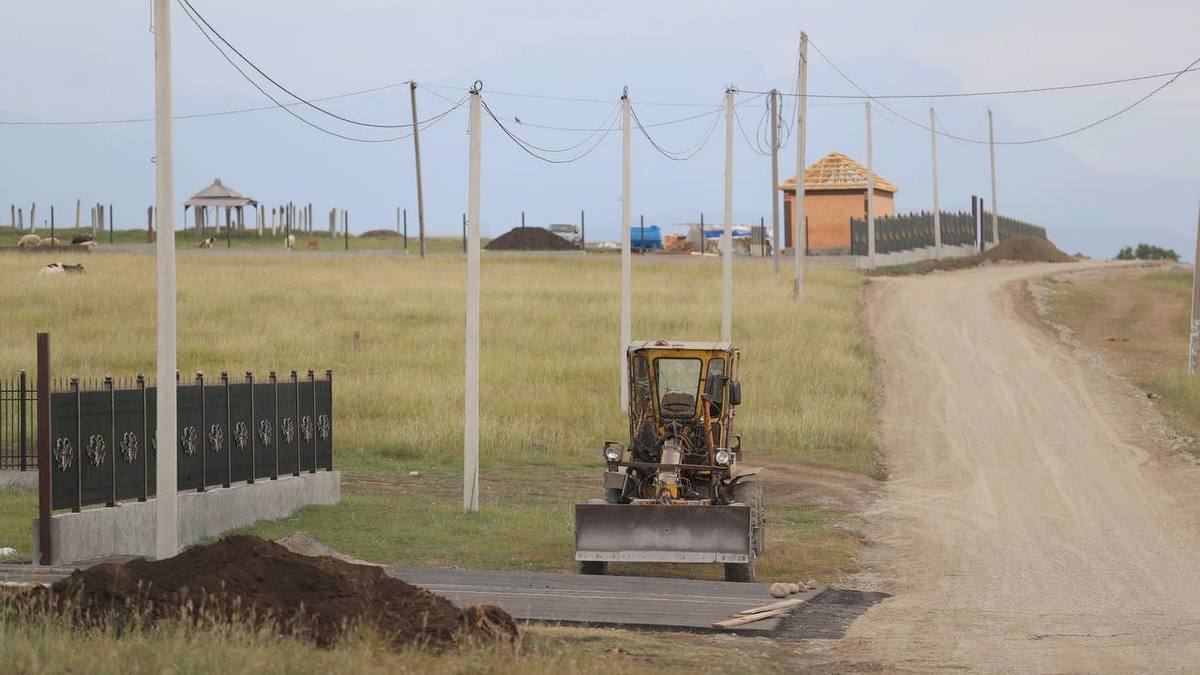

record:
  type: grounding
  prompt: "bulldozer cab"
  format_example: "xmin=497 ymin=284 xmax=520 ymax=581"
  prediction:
xmin=628 ymin=341 xmax=742 ymax=461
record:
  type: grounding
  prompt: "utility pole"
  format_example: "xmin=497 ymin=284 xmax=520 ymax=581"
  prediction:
xmin=463 ymin=83 xmax=482 ymax=513
xmin=770 ymin=89 xmax=780 ymax=276
xmin=866 ymin=101 xmax=876 ymax=268
xmin=1190 ymin=198 xmax=1200 ymax=374
xmin=772 ymin=88 xmax=782 ymax=273
xmin=930 ymin=107 xmax=942 ymax=259
xmin=620 ymin=88 xmax=632 ymax=412
xmin=722 ymin=86 xmax=734 ymax=342
xmin=987 ymin=108 xmax=999 ymax=248
xmin=410 ymin=82 xmax=427 ymax=258
xmin=152 ymin=0 xmax=178 ymax=560
xmin=794 ymin=32 xmax=809 ymax=297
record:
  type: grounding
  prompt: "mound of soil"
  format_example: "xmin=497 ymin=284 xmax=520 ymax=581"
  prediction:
xmin=21 ymin=535 xmax=517 ymax=649
xmin=360 ymin=229 xmax=401 ymax=238
xmin=981 ymin=236 xmax=1074 ymax=263
xmin=485 ymin=227 xmax=576 ymax=251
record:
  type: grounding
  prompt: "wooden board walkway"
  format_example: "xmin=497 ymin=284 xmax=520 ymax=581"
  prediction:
xmin=390 ymin=567 xmax=822 ymax=632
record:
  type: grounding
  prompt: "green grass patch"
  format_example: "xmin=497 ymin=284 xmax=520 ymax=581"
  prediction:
xmin=0 ymin=490 xmax=35 ymax=560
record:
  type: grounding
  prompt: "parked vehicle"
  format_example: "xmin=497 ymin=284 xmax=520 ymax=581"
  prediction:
xmin=548 ymin=223 xmax=582 ymax=246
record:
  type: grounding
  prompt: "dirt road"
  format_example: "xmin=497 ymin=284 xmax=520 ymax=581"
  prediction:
xmin=834 ymin=263 xmax=1200 ymax=672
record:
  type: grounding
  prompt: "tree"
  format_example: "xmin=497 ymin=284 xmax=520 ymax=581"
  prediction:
xmin=1115 ymin=243 xmax=1178 ymax=261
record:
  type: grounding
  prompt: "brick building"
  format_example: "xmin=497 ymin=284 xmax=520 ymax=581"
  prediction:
xmin=780 ymin=152 xmax=897 ymax=254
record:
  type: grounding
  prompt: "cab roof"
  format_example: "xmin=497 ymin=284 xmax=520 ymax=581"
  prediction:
xmin=627 ymin=340 xmax=736 ymax=353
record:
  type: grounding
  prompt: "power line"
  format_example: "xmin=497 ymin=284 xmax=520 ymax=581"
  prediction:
xmin=0 ymin=81 xmax=412 ymax=127
xmin=749 ymin=64 xmax=1200 ymax=100
xmin=808 ymin=38 xmax=1200 ymax=145
xmin=629 ymin=98 xmax=726 ymax=161
xmin=178 ymin=0 xmax=411 ymax=129
xmin=176 ymin=0 xmax=459 ymax=143
xmin=480 ymin=95 xmax=618 ymax=164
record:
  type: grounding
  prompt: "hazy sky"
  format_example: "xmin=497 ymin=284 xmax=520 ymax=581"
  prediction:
xmin=2 ymin=0 xmax=1197 ymax=257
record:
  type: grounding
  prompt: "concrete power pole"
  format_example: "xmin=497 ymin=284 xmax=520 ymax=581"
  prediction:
xmin=152 ymin=0 xmax=178 ymax=560
xmin=988 ymin=108 xmax=999 ymax=248
xmin=722 ymin=87 xmax=734 ymax=343
xmin=770 ymin=89 xmax=780 ymax=276
xmin=410 ymin=82 xmax=427 ymax=259
xmin=463 ymin=84 xmax=482 ymax=513
xmin=620 ymin=88 xmax=632 ymax=412
xmin=1190 ymin=198 xmax=1200 ymax=374
xmin=930 ymin=107 xmax=942 ymax=259
xmin=866 ymin=102 xmax=876 ymax=268
xmin=794 ymin=31 xmax=809 ymax=297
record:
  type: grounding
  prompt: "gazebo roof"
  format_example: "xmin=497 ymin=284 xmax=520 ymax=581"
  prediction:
xmin=184 ymin=178 xmax=257 ymax=208
xmin=779 ymin=152 xmax=898 ymax=194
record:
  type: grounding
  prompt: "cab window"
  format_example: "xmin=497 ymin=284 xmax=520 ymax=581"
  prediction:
xmin=655 ymin=358 xmax=702 ymax=417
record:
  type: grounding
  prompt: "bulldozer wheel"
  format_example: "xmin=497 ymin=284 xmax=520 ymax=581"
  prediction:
xmin=724 ymin=558 xmax=757 ymax=583
xmin=579 ymin=560 xmax=607 ymax=575
xmin=733 ymin=481 xmax=765 ymax=556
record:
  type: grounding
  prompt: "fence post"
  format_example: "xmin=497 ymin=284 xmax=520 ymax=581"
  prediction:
xmin=292 ymin=370 xmax=301 ymax=477
xmin=18 ymin=370 xmax=27 ymax=472
xmin=197 ymin=372 xmax=206 ymax=492
xmin=270 ymin=371 xmax=279 ymax=480
xmin=326 ymin=369 xmax=333 ymax=470
xmin=308 ymin=369 xmax=317 ymax=474
xmin=71 ymin=377 xmax=81 ymax=513
xmin=247 ymin=371 xmax=256 ymax=485
xmin=222 ymin=371 xmax=231 ymax=488
xmin=462 ymin=213 xmax=467 ymax=253
xmin=138 ymin=373 xmax=148 ymax=501
xmin=36 ymin=335 xmax=51 ymax=564
xmin=106 ymin=375 xmax=116 ymax=507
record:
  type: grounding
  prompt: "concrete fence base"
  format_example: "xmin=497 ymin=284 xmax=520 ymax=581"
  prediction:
xmin=856 ymin=243 xmax=978 ymax=269
xmin=33 ymin=471 xmax=340 ymax=565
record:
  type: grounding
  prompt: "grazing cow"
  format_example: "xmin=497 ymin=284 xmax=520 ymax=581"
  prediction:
xmin=37 ymin=262 xmax=85 ymax=276
xmin=198 ymin=237 xmax=215 ymax=249
xmin=18 ymin=234 xmax=41 ymax=248
xmin=71 ymin=233 xmax=94 ymax=245
xmin=307 ymin=237 xmax=319 ymax=250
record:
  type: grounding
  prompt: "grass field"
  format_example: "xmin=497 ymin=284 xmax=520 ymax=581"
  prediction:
xmin=0 ymin=250 xmax=873 ymax=669
xmin=1 ymin=225 xmax=479 ymax=253
xmin=1047 ymin=264 xmax=1200 ymax=455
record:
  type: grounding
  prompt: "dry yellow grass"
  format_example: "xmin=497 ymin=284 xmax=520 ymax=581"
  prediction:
xmin=0 ymin=252 xmax=874 ymax=474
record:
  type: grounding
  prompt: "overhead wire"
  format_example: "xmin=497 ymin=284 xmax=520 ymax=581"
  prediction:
xmin=178 ymin=0 xmax=411 ymax=129
xmin=479 ymin=95 xmax=618 ymax=164
xmin=175 ymin=0 xmax=463 ymax=143
xmin=806 ymin=37 xmax=1200 ymax=145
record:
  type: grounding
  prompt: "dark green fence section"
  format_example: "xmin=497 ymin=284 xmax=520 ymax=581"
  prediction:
xmin=48 ymin=370 xmax=332 ymax=512
xmin=852 ymin=210 xmax=1045 ymax=256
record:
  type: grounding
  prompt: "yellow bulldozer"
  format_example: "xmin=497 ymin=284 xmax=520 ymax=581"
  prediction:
xmin=574 ymin=340 xmax=764 ymax=581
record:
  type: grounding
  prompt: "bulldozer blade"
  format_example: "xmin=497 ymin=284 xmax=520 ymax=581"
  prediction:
xmin=574 ymin=503 xmax=752 ymax=564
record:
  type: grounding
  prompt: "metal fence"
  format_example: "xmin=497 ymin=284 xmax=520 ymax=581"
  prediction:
xmin=46 ymin=369 xmax=333 ymax=512
xmin=851 ymin=210 xmax=1046 ymax=256
xmin=1 ymin=372 xmax=35 ymax=470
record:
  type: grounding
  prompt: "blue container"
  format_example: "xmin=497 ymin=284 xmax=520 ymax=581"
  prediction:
xmin=631 ymin=225 xmax=662 ymax=250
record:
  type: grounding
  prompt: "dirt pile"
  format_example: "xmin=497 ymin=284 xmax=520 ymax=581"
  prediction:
xmin=21 ymin=535 xmax=517 ymax=649
xmin=485 ymin=227 xmax=576 ymax=251
xmin=981 ymin=236 xmax=1074 ymax=263
xmin=360 ymin=229 xmax=401 ymax=238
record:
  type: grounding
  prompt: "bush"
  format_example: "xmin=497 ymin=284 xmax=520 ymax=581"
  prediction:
xmin=1116 ymin=244 xmax=1179 ymax=261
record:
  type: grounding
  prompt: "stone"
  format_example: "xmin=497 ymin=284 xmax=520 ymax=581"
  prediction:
xmin=769 ymin=582 xmax=789 ymax=599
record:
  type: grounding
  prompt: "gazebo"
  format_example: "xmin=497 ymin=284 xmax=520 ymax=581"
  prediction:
xmin=184 ymin=178 xmax=258 ymax=236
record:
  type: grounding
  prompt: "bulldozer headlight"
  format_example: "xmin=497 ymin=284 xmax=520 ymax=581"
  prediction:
xmin=714 ymin=448 xmax=732 ymax=466
xmin=603 ymin=442 xmax=621 ymax=462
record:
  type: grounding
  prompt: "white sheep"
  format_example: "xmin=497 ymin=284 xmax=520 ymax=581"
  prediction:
xmin=18 ymin=234 xmax=41 ymax=248
xmin=36 ymin=237 xmax=60 ymax=247
xmin=285 ymin=234 xmax=296 ymax=249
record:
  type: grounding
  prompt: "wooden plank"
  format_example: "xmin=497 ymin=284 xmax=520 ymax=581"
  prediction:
xmin=737 ymin=597 xmax=805 ymax=615
xmin=712 ymin=609 xmax=786 ymax=629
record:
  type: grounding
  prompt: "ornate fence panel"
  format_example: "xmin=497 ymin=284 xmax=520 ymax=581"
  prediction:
xmin=0 ymin=372 xmax=34 ymax=470
xmin=46 ymin=370 xmax=332 ymax=512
